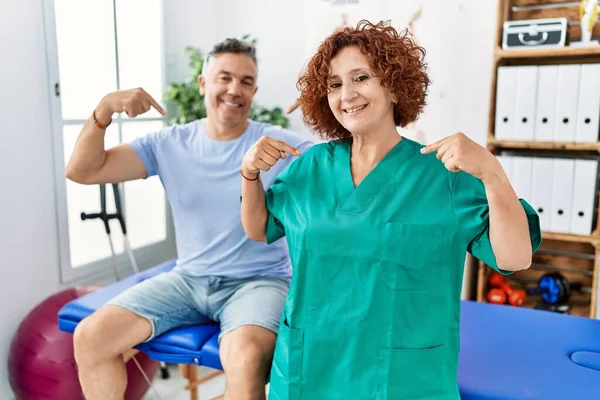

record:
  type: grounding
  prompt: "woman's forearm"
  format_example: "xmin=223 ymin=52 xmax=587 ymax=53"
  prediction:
xmin=240 ymin=136 xmax=300 ymax=242
xmin=241 ymin=171 xmax=268 ymax=242
xmin=483 ymin=169 xmax=533 ymax=271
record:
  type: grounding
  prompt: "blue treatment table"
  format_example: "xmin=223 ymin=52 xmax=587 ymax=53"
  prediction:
xmin=58 ymin=260 xmax=600 ymax=399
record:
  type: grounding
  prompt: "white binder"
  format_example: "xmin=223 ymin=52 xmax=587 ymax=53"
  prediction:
xmin=496 ymin=155 xmax=513 ymax=184
xmin=553 ymin=65 xmax=581 ymax=142
xmin=514 ymin=66 xmax=538 ymax=141
xmin=550 ymin=158 xmax=575 ymax=233
xmin=575 ymin=63 xmax=600 ymax=143
xmin=570 ymin=159 xmax=598 ymax=235
xmin=531 ymin=157 xmax=554 ymax=232
xmin=512 ymin=156 xmax=533 ymax=200
xmin=494 ymin=66 xmax=518 ymax=141
xmin=534 ymin=65 xmax=558 ymax=142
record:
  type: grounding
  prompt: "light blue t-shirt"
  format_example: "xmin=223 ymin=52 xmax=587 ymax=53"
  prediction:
xmin=128 ymin=118 xmax=313 ymax=279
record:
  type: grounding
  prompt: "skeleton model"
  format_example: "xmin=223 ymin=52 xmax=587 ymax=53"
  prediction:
xmin=579 ymin=0 xmax=599 ymax=44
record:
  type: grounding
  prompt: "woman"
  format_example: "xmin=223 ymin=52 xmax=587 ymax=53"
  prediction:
xmin=240 ymin=20 xmax=541 ymax=400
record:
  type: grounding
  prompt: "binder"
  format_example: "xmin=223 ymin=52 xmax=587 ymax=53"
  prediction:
xmin=575 ymin=63 xmax=600 ymax=143
xmin=570 ymin=159 xmax=598 ymax=235
xmin=553 ymin=65 xmax=581 ymax=142
xmin=494 ymin=66 xmax=518 ymax=141
xmin=514 ymin=66 xmax=538 ymax=141
xmin=496 ymin=155 xmax=513 ymax=183
xmin=550 ymin=158 xmax=575 ymax=233
xmin=512 ymin=156 xmax=533 ymax=200
xmin=531 ymin=157 xmax=554 ymax=232
xmin=534 ymin=65 xmax=559 ymax=142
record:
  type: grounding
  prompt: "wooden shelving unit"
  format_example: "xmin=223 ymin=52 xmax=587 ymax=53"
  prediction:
xmin=477 ymin=0 xmax=600 ymax=318
xmin=496 ymin=46 xmax=600 ymax=60
xmin=541 ymin=231 xmax=600 ymax=245
xmin=477 ymin=237 xmax=599 ymax=318
xmin=488 ymin=137 xmax=600 ymax=152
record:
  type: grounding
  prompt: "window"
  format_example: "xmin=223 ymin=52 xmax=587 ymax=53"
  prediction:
xmin=43 ymin=0 xmax=175 ymax=283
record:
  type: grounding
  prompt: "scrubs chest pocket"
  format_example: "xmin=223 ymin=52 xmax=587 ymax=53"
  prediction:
xmin=379 ymin=223 xmax=444 ymax=291
xmin=270 ymin=318 xmax=304 ymax=400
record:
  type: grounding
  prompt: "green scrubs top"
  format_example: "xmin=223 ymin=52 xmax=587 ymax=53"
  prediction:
xmin=264 ymin=137 xmax=541 ymax=400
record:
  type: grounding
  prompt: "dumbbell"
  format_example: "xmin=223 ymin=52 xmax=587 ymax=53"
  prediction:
xmin=534 ymin=302 xmax=572 ymax=314
xmin=527 ymin=273 xmax=582 ymax=305
xmin=487 ymin=273 xmax=527 ymax=306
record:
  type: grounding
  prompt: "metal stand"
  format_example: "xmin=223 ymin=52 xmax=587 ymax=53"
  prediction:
xmin=81 ymin=183 xmax=171 ymax=385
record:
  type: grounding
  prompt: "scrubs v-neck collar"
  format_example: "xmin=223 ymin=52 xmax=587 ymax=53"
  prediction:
xmin=334 ymin=137 xmax=416 ymax=214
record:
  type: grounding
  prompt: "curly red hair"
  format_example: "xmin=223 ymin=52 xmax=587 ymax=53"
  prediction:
xmin=298 ymin=20 xmax=430 ymax=140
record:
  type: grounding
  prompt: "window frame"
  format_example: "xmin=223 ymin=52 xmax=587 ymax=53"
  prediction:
xmin=42 ymin=0 xmax=176 ymax=284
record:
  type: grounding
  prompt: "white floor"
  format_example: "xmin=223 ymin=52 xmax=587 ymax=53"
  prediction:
xmin=142 ymin=364 xmax=270 ymax=400
xmin=142 ymin=364 xmax=226 ymax=400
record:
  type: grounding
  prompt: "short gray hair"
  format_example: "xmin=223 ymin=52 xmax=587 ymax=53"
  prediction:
xmin=202 ymin=38 xmax=257 ymax=74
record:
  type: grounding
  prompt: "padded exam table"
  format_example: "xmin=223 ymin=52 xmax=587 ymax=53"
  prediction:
xmin=58 ymin=260 xmax=600 ymax=399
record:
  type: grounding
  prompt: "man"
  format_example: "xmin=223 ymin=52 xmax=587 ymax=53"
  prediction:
xmin=67 ymin=38 xmax=312 ymax=400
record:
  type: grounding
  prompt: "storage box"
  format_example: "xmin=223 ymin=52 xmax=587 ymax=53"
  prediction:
xmin=502 ymin=18 xmax=567 ymax=50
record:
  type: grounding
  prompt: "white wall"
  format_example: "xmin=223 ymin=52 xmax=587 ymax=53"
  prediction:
xmin=163 ymin=0 xmax=219 ymax=86
xmin=0 ymin=1 xmax=498 ymax=397
xmin=215 ymin=0 xmax=309 ymax=135
xmin=0 ymin=1 xmax=221 ymax=398
xmin=207 ymin=0 xmax=496 ymax=144
xmin=0 ymin=2 xmax=63 ymax=397
xmin=388 ymin=0 xmax=497 ymax=146
xmin=163 ymin=0 xmax=313 ymax=133
xmin=163 ymin=0 xmax=313 ymax=135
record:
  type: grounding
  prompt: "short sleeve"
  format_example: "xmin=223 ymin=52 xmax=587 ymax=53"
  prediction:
xmin=451 ymin=171 xmax=542 ymax=274
xmin=127 ymin=129 xmax=168 ymax=178
xmin=264 ymin=156 xmax=303 ymax=244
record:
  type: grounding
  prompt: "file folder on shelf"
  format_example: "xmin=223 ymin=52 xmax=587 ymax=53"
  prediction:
xmin=512 ymin=156 xmax=533 ymax=200
xmin=570 ymin=159 xmax=599 ymax=235
xmin=534 ymin=65 xmax=558 ymax=142
xmin=553 ymin=65 xmax=581 ymax=143
xmin=514 ymin=67 xmax=538 ymax=141
xmin=575 ymin=64 xmax=600 ymax=143
xmin=496 ymin=155 xmax=513 ymax=183
xmin=495 ymin=66 xmax=518 ymax=141
xmin=531 ymin=157 xmax=554 ymax=232
xmin=550 ymin=158 xmax=575 ymax=233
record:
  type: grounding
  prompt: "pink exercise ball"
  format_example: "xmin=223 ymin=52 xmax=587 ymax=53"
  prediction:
xmin=8 ymin=286 xmax=159 ymax=400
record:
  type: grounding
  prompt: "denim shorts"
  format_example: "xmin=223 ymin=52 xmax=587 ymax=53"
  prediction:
xmin=107 ymin=268 xmax=290 ymax=342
